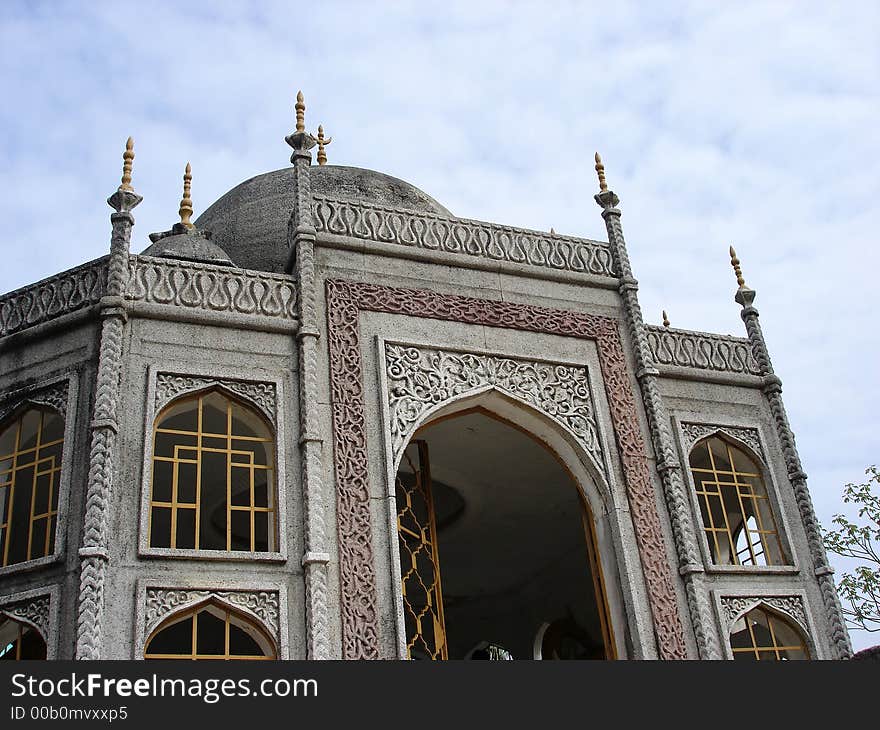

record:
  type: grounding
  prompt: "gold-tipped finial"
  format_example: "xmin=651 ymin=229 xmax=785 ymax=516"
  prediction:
xmin=662 ymin=310 xmax=670 ymax=328
xmin=295 ymin=90 xmax=306 ymax=134
xmin=178 ymin=162 xmax=194 ymax=229
xmin=595 ymin=152 xmax=607 ymax=192
xmin=729 ymin=245 xmax=746 ymax=288
xmin=119 ymin=137 xmax=135 ymax=192
xmin=316 ymin=124 xmax=332 ymax=165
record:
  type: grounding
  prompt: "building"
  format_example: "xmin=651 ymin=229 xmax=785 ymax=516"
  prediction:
xmin=0 ymin=94 xmax=852 ymax=661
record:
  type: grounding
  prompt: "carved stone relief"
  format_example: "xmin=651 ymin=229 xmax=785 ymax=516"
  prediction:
xmin=154 ymin=373 xmax=276 ymax=426
xmin=680 ymin=422 xmax=765 ymax=463
xmin=384 ymin=343 xmax=606 ymax=477
xmin=646 ymin=325 xmax=761 ymax=375
xmin=720 ymin=595 xmax=809 ymax=635
xmin=144 ymin=588 xmax=280 ymax=643
xmin=0 ymin=594 xmax=51 ymax=641
xmin=0 ymin=380 xmax=69 ymax=423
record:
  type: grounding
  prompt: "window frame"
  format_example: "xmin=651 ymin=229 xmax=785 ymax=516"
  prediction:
xmin=0 ymin=585 xmax=60 ymax=660
xmin=0 ymin=375 xmax=76 ymax=578
xmin=137 ymin=367 xmax=288 ymax=563
xmin=675 ymin=417 xmax=799 ymax=575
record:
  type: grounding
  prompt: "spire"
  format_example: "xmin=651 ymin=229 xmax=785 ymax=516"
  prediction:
xmin=316 ymin=124 xmax=332 ymax=166
xmin=295 ymin=90 xmax=306 ymax=133
xmin=119 ymin=137 xmax=135 ymax=192
xmin=729 ymin=245 xmax=746 ymax=289
xmin=285 ymin=89 xmax=317 ymax=159
xmin=662 ymin=310 xmax=670 ymax=328
xmin=594 ymin=152 xmax=607 ymax=192
xmin=178 ymin=162 xmax=194 ymax=229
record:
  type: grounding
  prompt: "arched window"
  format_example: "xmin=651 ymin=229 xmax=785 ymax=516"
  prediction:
xmin=689 ymin=436 xmax=786 ymax=566
xmin=0 ymin=616 xmax=47 ymax=660
xmin=148 ymin=390 xmax=276 ymax=552
xmin=0 ymin=407 xmax=64 ymax=566
xmin=729 ymin=605 xmax=810 ymax=660
xmin=144 ymin=602 xmax=275 ymax=660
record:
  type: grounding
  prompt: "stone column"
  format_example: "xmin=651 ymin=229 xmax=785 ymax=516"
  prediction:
xmin=732 ymin=269 xmax=852 ymax=659
xmin=595 ymin=168 xmax=720 ymax=659
xmin=285 ymin=94 xmax=331 ymax=659
xmin=75 ymin=140 xmax=141 ymax=659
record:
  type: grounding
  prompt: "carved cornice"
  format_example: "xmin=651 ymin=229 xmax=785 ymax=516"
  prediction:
xmin=127 ymin=255 xmax=298 ymax=320
xmin=0 ymin=594 xmax=51 ymax=641
xmin=0 ymin=380 xmax=69 ymax=423
xmin=385 ymin=344 xmax=606 ymax=478
xmin=680 ymin=422 xmax=765 ymax=463
xmin=155 ymin=373 xmax=276 ymax=426
xmin=720 ymin=595 xmax=809 ymax=635
xmin=144 ymin=588 xmax=279 ymax=642
xmin=313 ymin=195 xmax=617 ymax=278
xmin=327 ymin=278 xmax=688 ymax=660
xmin=0 ymin=258 xmax=107 ymax=339
xmin=646 ymin=325 xmax=760 ymax=375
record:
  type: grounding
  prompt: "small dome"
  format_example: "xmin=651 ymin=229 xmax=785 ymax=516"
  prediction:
xmin=141 ymin=224 xmax=235 ymax=267
xmin=194 ymin=165 xmax=452 ymax=273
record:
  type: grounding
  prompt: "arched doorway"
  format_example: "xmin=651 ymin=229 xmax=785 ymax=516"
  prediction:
xmin=394 ymin=406 xmax=614 ymax=660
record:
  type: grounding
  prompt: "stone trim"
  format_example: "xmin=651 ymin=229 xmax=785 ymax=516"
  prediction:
xmin=0 ymin=585 xmax=60 ymax=659
xmin=126 ymin=255 xmax=298 ymax=321
xmin=679 ymin=422 xmax=765 ymax=463
xmin=326 ymin=278 xmax=688 ymax=660
xmin=154 ymin=373 xmax=277 ymax=427
xmin=135 ymin=581 xmax=287 ymax=659
xmin=383 ymin=343 xmax=607 ymax=481
xmin=313 ymin=195 xmax=616 ymax=278
xmin=0 ymin=379 xmax=70 ymax=422
xmin=0 ymin=258 xmax=107 ymax=339
xmin=646 ymin=325 xmax=761 ymax=376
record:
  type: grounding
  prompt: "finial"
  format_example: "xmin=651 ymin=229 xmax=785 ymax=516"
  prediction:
xmin=296 ymin=90 xmax=306 ymax=134
xmin=729 ymin=245 xmax=745 ymax=288
xmin=316 ymin=124 xmax=332 ymax=166
xmin=178 ymin=162 xmax=194 ymax=229
xmin=662 ymin=310 xmax=670 ymax=328
xmin=595 ymin=152 xmax=607 ymax=192
xmin=550 ymin=227 xmax=556 ymax=236
xmin=119 ymin=137 xmax=135 ymax=192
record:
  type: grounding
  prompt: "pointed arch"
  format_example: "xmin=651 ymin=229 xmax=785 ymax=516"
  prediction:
xmin=727 ymin=601 xmax=811 ymax=660
xmin=0 ymin=614 xmax=47 ymax=660
xmin=143 ymin=598 xmax=276 ymax=660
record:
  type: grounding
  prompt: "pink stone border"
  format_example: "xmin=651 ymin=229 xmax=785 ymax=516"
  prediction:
xmin=326 ymin=278 xmax=688 ymax=660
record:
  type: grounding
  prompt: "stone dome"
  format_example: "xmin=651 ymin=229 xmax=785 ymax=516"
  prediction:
xmin=194 ymin=165 xmax=452 ymax=273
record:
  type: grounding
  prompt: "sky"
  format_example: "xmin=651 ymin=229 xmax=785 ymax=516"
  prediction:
xmin=1 ymin=1 xmax=877 ymax=652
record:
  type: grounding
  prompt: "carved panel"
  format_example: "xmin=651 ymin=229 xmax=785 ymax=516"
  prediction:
xmin=313 ymin=195 xmax=616 ymax=278
xmin=0 ymin=258 xmax=107 ymax=338
xmin=720 ymin=595 xmax=809 ymax=635
xmin=154 ymin=373 xmax=276 ymax=426
xmin=385 ymin=344 xmax=606 ymax=477
xmin=144 ymin=588 xmax=280 ymax=642
xmin=326 ymin=278 xmax=688 ymax=660
xmin=646 ymin=325 xmax=761 ymax=375
xmin=0 ymin=381 xmax=69 ymax=423
xmin=0 ymin=594 xmax=51 ymax=641
xmin=680 ymin=422 xmax=765 ymax=462
xmin=127 ymin=256 xmax=298 ymax=320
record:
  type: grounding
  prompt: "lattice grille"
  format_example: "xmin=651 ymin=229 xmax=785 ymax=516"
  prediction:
xmin=396 ymin=440 xmax=447 ymax=660
xmin=730 ymin=606 xmax=810 ymax=660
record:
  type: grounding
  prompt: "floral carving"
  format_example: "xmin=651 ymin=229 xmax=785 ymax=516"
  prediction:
xmin=385 ymin=344 xmax=606 ymax=477
xmin=155 ymin=374 xmax=276 ymax=426
xmin=0 ymin=594 xmax=51 ymax=641
xmin=313 ymin=195 xmax=616 ymax=278
xmin=326 ymin=278 xmax=688 ymax=660
xmin=681 ymin=422 xmax=765 ymax=462
xmin=126 ymin=255 xmax=298 ymax=320
xmin=0 ymin=381 xmax=69 ymax=422
xmin=144 ymin=589 xmax=279 ymax=641
xmin=721 ymin=595 xmax=809 ymax=635
xmin=0 ymin=258 xmax=107 ymax=338
xmin=646 ymin=325 xmax=760 ymax=375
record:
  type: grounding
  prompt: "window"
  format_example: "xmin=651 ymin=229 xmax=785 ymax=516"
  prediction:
xmin=689 ymin=436 xmax=786 ymax=566
xmin=0 ymin=407 xmax=64 ymax=566
xmin=144 ymin=602 xmax=275 ymax=660
xmin=729 ymin=605 xmax=809 ymax=660
xmin=0 ymin=616 xmax=47 ymax=660
xmin=148 ymin=390 xmax=276 ymax=552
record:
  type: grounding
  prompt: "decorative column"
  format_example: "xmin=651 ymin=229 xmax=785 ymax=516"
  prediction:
xmin=75 ymin=138 xmax=141 ymax=659
xmin=594 ymin=154 xmax=720 ymax=659
xmin=285 ymin=92 xmax=331 ymax=659
xmin=729 ymin=248 xmax=852 ymax=659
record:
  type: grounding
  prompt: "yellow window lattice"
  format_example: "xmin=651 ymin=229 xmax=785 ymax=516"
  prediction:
xmin=729 ymin=605 xmax=810 ymax=660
